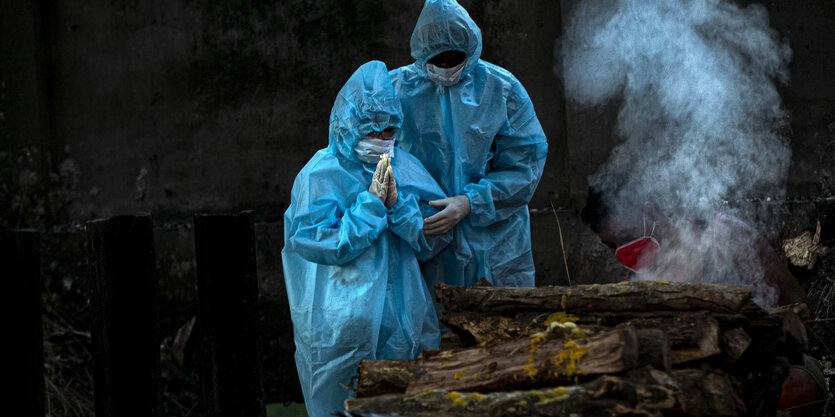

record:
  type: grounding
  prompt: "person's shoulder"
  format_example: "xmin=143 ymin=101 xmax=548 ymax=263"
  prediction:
xmin=474 ymin=60 xmax=522 ymax=85
xmin=391 ymin=147 xmax=445 ymax=197
xmin=389 ymin=63 xmax=423 ymax=84
xmin=392 ymin=147 xmax=426 ymax=170
xmin=296 ymin=149 xmax=351 ymax=180
xmin=392 ymin=148 xmax=437 ymax=181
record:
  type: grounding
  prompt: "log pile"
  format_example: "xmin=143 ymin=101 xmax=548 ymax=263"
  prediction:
xmin=345 ymin=280 xmax=810 ymax=416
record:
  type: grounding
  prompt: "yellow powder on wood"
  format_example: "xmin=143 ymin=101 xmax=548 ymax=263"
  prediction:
xmin=446 ymin=391 xmax=485 ymax=407
xmin=545 ymin=311 xmax=578 ymax=325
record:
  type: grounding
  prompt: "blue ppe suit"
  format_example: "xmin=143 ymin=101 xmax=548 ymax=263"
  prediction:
xmin=282 ymin=61 xmax=451 ymax=417
xmin=390 ymin=0 xmax=548 ymax=289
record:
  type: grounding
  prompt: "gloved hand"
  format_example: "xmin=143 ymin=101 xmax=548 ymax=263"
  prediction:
xmin=368 ymin=156 xmax=389 ymax=203
xmin=423 ymin=195 xmax=471 ymax=235
xmin=384 ymin=161 xmax=398 ymax=208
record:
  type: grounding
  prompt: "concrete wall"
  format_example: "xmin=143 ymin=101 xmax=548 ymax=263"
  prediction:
xmin=2 ymin=0 xmax=834 ymax=404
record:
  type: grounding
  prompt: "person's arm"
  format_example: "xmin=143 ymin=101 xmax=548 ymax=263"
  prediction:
xmin=717 ymin=215 xmax=814 ymax=317
xmin=286 ymin=172 xmax=388 ymax=266
xmin=463 ymin=79 xmax=548 ymax=227
xmin=757 ymin=240 xmax=815 ymax=319
xmin=388 ymin=155 xmax=453 ymax=257
xmin=388 ymin=191 xmax=452 ymax=260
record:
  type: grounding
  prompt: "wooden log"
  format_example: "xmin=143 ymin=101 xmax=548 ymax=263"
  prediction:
xmin=194 ymin=212 xmax=265 ymax=417
xmin=635 ymin=328 xmax=672 ymax=372
xmin=721 ymin=327 xmax=752 ymax=363
xmin=524 ymin=305 xmax=801 ymax=360
xmin=731 ymin=303 xmax=808 ymax=360
xmin=404 ymin=326 xmax=639 ymax=394
xmin=765 ymin=305 xmax=808 ymax=350
xmin=516 ymin=310 xmax=718 ymax=365
xmin=356 ymin=360 xmax=417 ymax=398
xmin=4 ymin=230 xmax=45 ymax=417
xmin=437 ymin=281 xmax=751 ymax=315
xmin=620 ymin=311 xmax=721 ymax=364
xmin=621 ymin=367 xmax=745 ymax=417
xmin=87 ymin=215 xmax=161 ymax=417
xmin=733 ymin=356 xmax=789 ymax=417
xmin=670 ymin=369 xmax=745 ymax=417
xmin=441 ymin=311 xmax=525 ymax=346
xmin=356 ymin=327 xmax=672 ymax=397
xmin=346 ymin=375 xmax=676 ymax=416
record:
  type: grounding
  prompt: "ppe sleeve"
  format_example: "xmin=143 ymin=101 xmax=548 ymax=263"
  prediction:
xmin=387 ymin=191 xmax=452 ymax=261
xmin=288 ymin=189 xmax=388 ymax=265
xmin=463 ymin=79 xmax=548 ymax=227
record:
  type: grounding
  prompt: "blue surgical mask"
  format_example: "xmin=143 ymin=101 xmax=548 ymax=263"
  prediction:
xmin=425 ymin=58 xmax=469 ymax=88
xmin=354 ymin=136 xmax=395 ymax=164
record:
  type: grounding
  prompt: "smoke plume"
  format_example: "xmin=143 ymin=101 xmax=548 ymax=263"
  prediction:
xmin=559 ymin=0 xmax=792 ymax=307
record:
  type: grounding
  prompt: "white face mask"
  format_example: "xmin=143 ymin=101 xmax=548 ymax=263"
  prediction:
xmin=425 ymin=58 xmax=469 ymax=87
xmin=354 ymin=136 xmax=395 ymax=164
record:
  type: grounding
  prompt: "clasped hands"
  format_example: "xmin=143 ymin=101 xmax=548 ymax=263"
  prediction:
xmin=368 ymin=153 xmax=471 ymax=234
xmin=368 ymin=154 xmax=398 ymax=208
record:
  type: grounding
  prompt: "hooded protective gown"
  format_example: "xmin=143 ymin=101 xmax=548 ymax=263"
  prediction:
xmin=390 ymin=0 xmax=548 ymax=289
xmin=282 ymin=61 xmax=451 ymax=417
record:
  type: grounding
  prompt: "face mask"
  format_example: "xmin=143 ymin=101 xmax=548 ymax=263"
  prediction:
xmin=354 ymin=136 xmax=395 ymax=164
xmin=614 ymin=216 xmax=660 ymax=273
xmin=425 ymin=58 xmax=469 ymax=87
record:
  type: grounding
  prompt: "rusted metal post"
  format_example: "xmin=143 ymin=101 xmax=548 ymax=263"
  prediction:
xmin=4 ymin=230 xmax=45 ymax=417
xmin=194 ymin=211 xmax=265 ymax=417
xmin=87 ymin=215 xmax=160 ymax=417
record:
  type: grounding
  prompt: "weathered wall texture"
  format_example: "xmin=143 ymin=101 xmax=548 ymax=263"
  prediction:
xmin=2 ymin=0 xmax=833 ymax=404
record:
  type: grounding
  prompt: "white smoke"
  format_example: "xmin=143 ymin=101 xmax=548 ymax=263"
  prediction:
xmin=559 ymin=0 xmax=792 ymax=307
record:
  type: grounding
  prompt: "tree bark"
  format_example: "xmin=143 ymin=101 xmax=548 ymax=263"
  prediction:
xmin=405 ymin=326 xmax=639 ymax=394
xmin=437 ymin=281 xmax=751 ymax=315
xmin=356 ymin=360 xmax=417 ymax=398
xmin=720 ymin=327 xmax=752 ymax=363
xmin=670 ymin=369 xmax=745 ymax=417
xmin=346 ymin=375 xmax=676 ymax=417
xmin=620 ymin=311 xmax=721 ymax=364
xmin=441 ymin=311 xmax=526 ymax=345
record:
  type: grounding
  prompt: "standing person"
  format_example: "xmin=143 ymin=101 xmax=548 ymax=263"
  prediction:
xmin=390 ymin=0 xmax=549 ymax=291
xmin=282 ymin=61 xmax=452 ymax=416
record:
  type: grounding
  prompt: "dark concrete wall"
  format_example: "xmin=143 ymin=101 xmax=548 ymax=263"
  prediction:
xmin=2 ymin=0 xmax=834 ymax=404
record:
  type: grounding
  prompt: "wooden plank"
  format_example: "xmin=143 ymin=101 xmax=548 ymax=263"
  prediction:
xmin=4 ymin=230 xmax=45 ymax=417
xmin=347 ymin=375 xmax=676 ymax=416
xmin=405 ymin=326 xmax=639 ymax=394
xmin=194 ymin=211 xmax=265 ymax=417
xmin=437 ymin=281 xmax=751 ymax=315
xmin=87 ymin=216 xmax=160 ymax=417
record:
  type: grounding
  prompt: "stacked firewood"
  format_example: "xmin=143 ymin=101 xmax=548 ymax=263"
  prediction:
xmin=344 ymin=280 xmax=810 ymax=416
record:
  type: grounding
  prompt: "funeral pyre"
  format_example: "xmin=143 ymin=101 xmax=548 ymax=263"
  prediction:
xmin=344 ymin=280 xmax=810 ymax=416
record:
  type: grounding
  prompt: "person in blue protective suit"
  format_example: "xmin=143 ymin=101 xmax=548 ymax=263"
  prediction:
xmin=389 ymin=0 xmax=549 ymax=292
xmin=282 ymin=60 xmax=452 ymax=417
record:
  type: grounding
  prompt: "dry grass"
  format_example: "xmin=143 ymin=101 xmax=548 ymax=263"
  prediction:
xmin=801 ymin=251 xmax=835 ymax=415
xmin=42 ymin=301 xmax=94 ymax=417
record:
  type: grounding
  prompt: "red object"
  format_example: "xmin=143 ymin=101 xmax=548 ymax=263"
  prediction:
xmin=615 ymin=237 xmax=660 ymax=272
